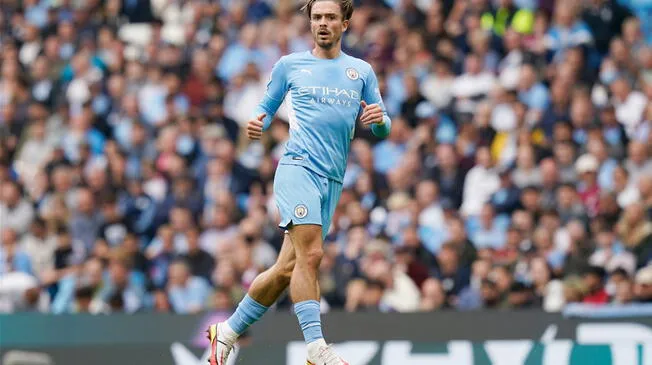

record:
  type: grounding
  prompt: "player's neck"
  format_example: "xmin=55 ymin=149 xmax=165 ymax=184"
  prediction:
xmin=312 ymin=45 xmax=342 ymax=60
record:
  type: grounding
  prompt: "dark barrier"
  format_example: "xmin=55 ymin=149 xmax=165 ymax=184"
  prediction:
xmin=2 ymin=311 xmax=652 ymax=365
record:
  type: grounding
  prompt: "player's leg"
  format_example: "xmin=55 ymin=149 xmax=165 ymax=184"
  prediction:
xmin=286 ymin=176 xmax=341 ymax=304
xmin=223 ymin=233 xmax=296 ymax=335
xmin=287 ymin=224 xmax=323 ymax=303
xmin=246 ymin=231 xmax=296 ymax=305
xmin=207 ymin=164 xmax=321 ymax=365
xmin=290 ymin=176 xmax=348 ymax=365
xmin=207 ymin=233 xmax=297 ymax=365
xmin=287 ymin=224 xmax=328 ymax=359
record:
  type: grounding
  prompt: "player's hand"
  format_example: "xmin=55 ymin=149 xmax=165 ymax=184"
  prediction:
xmin=360 ymin=101 xmax=384 ymax=126
xmin=247 ymin=113 xmax=266 ymax=140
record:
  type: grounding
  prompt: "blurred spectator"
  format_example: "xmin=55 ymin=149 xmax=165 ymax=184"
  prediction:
xmin=589 ymin=228 xmax=637 ymax=275
xmin=167 ymin=259 xmax=210 ymax=314
xmin=575 ymin=153 xmax=602 ymax=217
xmin=419 ymin=277 xmax=447 ymax=311
xmin=444 ymin=217 xmax=477 ymax=268
xmin=625 ymin=141 xmax=652 ymax=184
xmin=238 ymin=217 xmax=277 ymax=271
xmin=394 ymin=245 xmax=429 ymax=289
xmin=181 ymin=227 xmax=214 ymax=282
xmin=69 ymin=187 xmax=102 ymax=252
xmin=518 ymin=63 xmax=549 ymax=123
xmin=98 ymin=248 xmax=146 ymax=313
xmin=420 ymin=58 xmax=455 ymax=110
xmin=401 ymin=75 xmax=427 ymax=127
xmin=98 ymin=193 xmax=129 ymax=247
xmin=582 ymin=0 xmax=632 ymax=56
xmin=634 ymin=265 xmax=652 ymax=303
xmin=14 ymin=119 xmax=56 ymax=181
xmin=373 ymin=117 xmax=410 ymax=174
xmin=455 ymin=258 xmax=491 ymax=310
xmin=508 ymin=282 xmax=538 ymax=308
xmin=452 ymin=53 xmax=496 ymax=115
xmin=0 ymin=180 xmax=35 ymax=235
xmin=461 ymin=146 xmax=499 ymax=217
xmin=52 ymin=257 xmax=102 ymax=314
xmin=613 ymin=277 xmax=635 ymax=304
xmin=19 ymin=218 xmax=56 ymax=280
xmin=359 ymin=239 xmax=421 ymax=312
xmin=489 ymin=166 xmax=521 ymax=216
xmin=563 ymin=276 xmax=588 ymax=305
xmin=480 ymin=279 xmax=502 ymax=309
xmin=0 ymin=228 xmax=33 ymax=275
xmin=423 ymin=144 xmax=466 ymax=209
xmin=639 ymin=175 xmax=652 ymax=218
xmin=470 ymin=204 xmax=508 ymax=250
xmin=431 ymin=242 xmax=471 ymax=300
xmin=582 ymin=266 xmax=609 ymax=304
xmin=611 ymin=78 xmax=647 ymax=138
xmin=361 ymin=279 xmax=389 ymax=312
xmin=529 ymin=256 xmax=565 ymax=311
xmin=616 ymin=203 xmax=652 ymax=268
xmin=211 ymin=286 xmax=234 ymax=312
xmin=512 ymin=144 xmax=542 ymax=188
xmin=545 ymin=2 xmax=594 ymax=62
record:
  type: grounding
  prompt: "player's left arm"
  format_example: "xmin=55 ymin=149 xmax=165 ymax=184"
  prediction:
xmin=360 ymin=67 xmax=392 ymax=138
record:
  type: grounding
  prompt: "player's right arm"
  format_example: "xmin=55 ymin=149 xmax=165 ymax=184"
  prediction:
xmin=247 ymin=58 xmax=289 ymax=140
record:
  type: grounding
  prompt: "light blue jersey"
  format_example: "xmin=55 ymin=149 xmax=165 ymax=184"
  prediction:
xmin=256 ymin=50 xmax=391 ymax=235
xmin=255 ymin=50 xmax=391 ymax=183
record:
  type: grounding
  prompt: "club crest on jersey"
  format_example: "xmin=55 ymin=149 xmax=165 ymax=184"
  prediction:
xmin=346 ymin=68 xmax=359 ymax=80
xmin=294 ymin=204 xmax=308 ymax=219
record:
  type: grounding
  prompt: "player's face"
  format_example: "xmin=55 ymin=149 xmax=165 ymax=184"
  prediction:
xmin=310 ymin=1 xmax=349 ymax=50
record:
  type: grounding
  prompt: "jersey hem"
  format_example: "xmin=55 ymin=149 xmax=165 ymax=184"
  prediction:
xmin=277 ymin=161 xmax=343 ymax=184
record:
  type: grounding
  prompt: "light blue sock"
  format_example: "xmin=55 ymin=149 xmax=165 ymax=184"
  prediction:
xmin=294 ymin=300 xmax=324 ymax=344
xmin=226 ymin=294 xmax=269 ymax=335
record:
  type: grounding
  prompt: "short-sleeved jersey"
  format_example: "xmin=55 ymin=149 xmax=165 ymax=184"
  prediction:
xmin=254 ymin=50 xmax=390 ymax=183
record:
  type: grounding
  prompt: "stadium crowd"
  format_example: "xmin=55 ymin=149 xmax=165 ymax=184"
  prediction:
xmin=2 ymin=0 xmax=652 ymax=315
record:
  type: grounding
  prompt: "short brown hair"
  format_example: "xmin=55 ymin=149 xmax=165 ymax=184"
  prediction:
xmin=302 ymin=0 xmax=354 ymax=21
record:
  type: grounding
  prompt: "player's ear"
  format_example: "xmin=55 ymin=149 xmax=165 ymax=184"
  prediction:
xmin=342 ymin=19 xmax=349 ymax=32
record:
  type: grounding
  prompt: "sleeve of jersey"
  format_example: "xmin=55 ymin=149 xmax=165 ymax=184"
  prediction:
xmin=254 ymin=59 xmax=289 ymax=131
xmin=363 ymin=68 xmax=392 ymax=138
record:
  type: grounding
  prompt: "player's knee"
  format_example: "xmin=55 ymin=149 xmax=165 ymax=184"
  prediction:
xmin=300 ymin=246 xmax=324 ymax=269
xmin=290 ymin=225 xmax=324 ymax=268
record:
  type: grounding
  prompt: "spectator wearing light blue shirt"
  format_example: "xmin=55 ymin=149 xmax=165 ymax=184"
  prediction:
xmin=0 ymin=228 xmax=33 ymax=276
xmin=414 ymin=101 xmax=457 ymax=144
xmin=545 ymin=2 xmax=594 ymax=62
xmin=533 ymin=226 xmax=567 ymax=271
xmin=372 ymin=117 xmax=409 ymax=174
xmin=61 ymin=108 xmax=106 ymax=162
xmin=386 ymin=70 xmax=407 ymax=117
xmin=167 ymin=260 xmax=211 ymax=314
xmin=217 ymin=24 xmax=267 ymax=82
xmin=618 ymin=0 xmax=652 ymax=43
xmin=24 ymin=0 xmax=48 ymax=29
xmin=51 ymin=257 xmax=106 ymax=314
xmin=518 ymin=64 xmax=549 ymax=119
xmin=387 ymin=68 xmax=428 ymax=118
xmin=96 ymin=253 xmax=147 ymax=314
xmin=468 ymin=204 xmax=509 ymax=250
xmin=138 ymin=66 xmax=168 ymax=126
xmin=589 ymin=138 xmax=620 ymax=191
